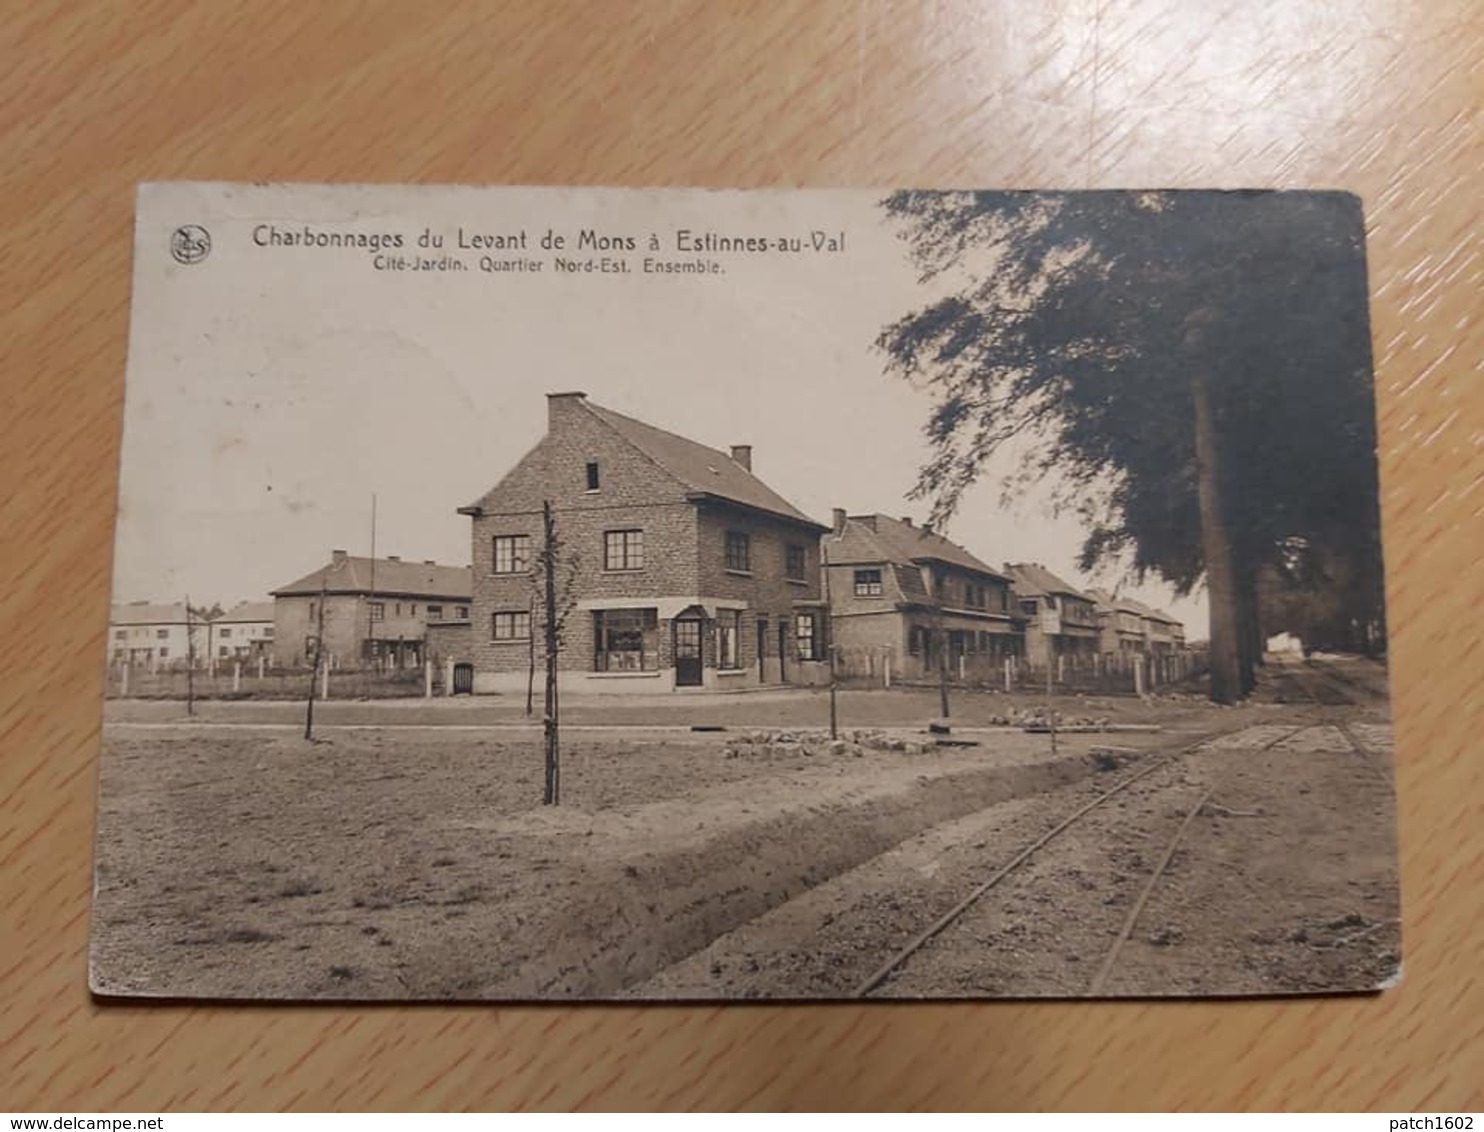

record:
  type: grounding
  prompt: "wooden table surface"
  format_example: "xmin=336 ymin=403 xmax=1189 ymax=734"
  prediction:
xmin=2 ymin=0 xmax=1480 ymax=1112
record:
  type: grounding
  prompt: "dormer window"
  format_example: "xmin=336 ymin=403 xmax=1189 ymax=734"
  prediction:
xmin=586 ymin=462 xmax=600 ymax=491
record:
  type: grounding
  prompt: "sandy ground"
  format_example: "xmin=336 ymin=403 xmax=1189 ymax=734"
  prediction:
xmin=92 ymin=724 xmax=1173 ymax=999
xmin=90 ymin=661 xmax=1398 ymax=1001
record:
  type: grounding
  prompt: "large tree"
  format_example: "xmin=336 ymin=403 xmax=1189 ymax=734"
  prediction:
xmin=877 ymin=190 xmax=1383 ymax=702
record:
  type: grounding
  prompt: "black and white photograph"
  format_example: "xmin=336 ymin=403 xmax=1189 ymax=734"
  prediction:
xmin=91 ymin=183 xmax=1398 ymax=1001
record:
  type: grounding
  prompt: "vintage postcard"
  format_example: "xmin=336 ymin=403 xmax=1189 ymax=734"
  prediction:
xmin=92 ymin=184 xmax=1399 ymax=1001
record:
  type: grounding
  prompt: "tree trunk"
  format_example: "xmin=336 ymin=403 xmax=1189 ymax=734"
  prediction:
xmin=185 ymin=596 xmax=196 ymax=717
xmin=1192 ymin=373 xmax=1243 ymax=705
xmin=304 ymin=580 xmax=327 ymax=740
xmin=542 ymin=501 xmax=560 ymax=806
xmin=1233 ymin=558 xmax=1260 ymax=695
xmin=525 ymin=594 xmax=536 ymax=717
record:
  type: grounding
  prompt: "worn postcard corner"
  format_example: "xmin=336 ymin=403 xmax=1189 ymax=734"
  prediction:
xmin=93 ymin=184 xmax=1398 ymax=1002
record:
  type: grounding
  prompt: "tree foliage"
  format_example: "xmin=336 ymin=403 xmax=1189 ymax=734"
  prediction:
xmin=877 ymin=190 xmax=1385 ymax=688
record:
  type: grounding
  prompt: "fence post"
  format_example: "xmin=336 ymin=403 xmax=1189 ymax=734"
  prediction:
xmin=233 ymin=662 xmax=241 ymax=693
xmin=258 ymin=655 xmax=266 ymax=680
xmin=121 ymin=662 xmax=129 ymax=697
xmin=1003 ymin=657 xmax=1012 ymax=692
xmin=321 ymin=662 xmax=329 ymax=701
xmin=1134 ymin=654 xmax=1145 ymax=696
xmin=883 ymin=652 xmax=891 ymax=690
xmin=1057 ymin=654 xmax=1065 ymax=684
xmin=425 ymin=659 xmax=433 ymax=699
xmin=445 ymin=657 xmax=454 ymax=697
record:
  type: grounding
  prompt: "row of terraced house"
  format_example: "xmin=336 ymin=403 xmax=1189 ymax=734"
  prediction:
xmin=109 ymin=393 xmax=1191 ymax=691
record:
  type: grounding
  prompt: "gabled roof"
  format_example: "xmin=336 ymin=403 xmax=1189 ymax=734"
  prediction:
xmin=1085 ymin=588 xmax=1181 ymax=627
xmin=271 ymin=556 xmax=471 ymax=599
xmin=1085 ymin=587 xmax=1144 ymax=616
xmin=1004 ymin=562 xmax=1092 ymax=602
xmin=1118 ymin=595 xmax=1183 ymax=627
xmin=831 ymin=514 xmax=1008 ymax=580
xmin=583 ymin=401 xmax=825 ymax=530
xmin=110 ymin=602 xmax=192 ymax=626
xmin=218 ymin=600 xmax=275 ymax=624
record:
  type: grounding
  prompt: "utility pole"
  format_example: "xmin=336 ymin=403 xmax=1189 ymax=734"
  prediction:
xmin=822 ymin=538 xmax=838 ymax=740
xmin=542 ymin=501 xmax=560 ymax=805
xmin=367 ymin=493 xmax=377 ymax=672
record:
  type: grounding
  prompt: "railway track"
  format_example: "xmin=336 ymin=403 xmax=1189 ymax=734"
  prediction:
xmin=853 ymin=722 xmax=1310 ymax=998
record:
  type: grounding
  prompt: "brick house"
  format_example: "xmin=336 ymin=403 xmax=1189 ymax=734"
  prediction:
xmin=454 ymin=392 xmax=829 ymax=693
xmin=1122 ymin=597 xmax=1185 ymax=654
xmin=107 ymin=602 xmax=208 ymax=669
xmin=270 ymin=551 xmax=471 ymax=670
xmin=1003 ymin=562 xmax=1101 ymax=668
xmin=1087 ymin=588 xmax=1150 ymax=655
xmin=212 ymin=600 xmax=276 ymax=663
xmin=824 ymin=511 xmax=1022 ymax=684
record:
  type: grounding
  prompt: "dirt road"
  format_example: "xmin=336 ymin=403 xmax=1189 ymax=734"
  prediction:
xmin=633 ymin=711 xmax=1398 ymax=999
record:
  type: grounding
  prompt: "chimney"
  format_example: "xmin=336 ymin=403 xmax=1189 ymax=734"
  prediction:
xmin=423 ymin=559 xmax=436 ymax=566
xmin=331 ymin=549 xmax=348 ymax=566
xmin=832 ymin=508 xmax=847 ymax=536
xmin=546 ymin=391 xmax=588 ymax=431
xmin=387 ymin=555 xmax=400 ymax=562
xmin=922 ymin=523 xmax=934 ymax=537
xmin=900 ymin=516 xmax=913 ymax=527
xmin=730 ymin=444 xmax=752 ymax=472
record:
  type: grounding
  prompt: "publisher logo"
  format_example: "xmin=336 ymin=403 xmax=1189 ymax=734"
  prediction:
xmin=171 ymin=225 xmax=211 ymax=265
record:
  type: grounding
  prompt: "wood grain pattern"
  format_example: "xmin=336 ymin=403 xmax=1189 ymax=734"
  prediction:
xmin=2 ymin=0 xmax=1479 ymax=1111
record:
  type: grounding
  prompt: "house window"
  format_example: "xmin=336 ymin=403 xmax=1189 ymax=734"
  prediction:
xmin=725 ymin=531 xmax=751 ymax=572
xmin=593 ymin=608 xmax=658 ymax=671
xmin=219 ymin=646 xmax=230 ymax=658
xmin=411 ymin=604 xmax=417 ymax=616
xmin=1020 ymin=598 xmax=1038 ymax=616
xmin=492 ymin=534 xmax=531 ymax=574
xmin=305 ymin=635 xmax=318 ymax=658
xmin=908 ymin=626 xmax=925 ymax=655
xmin=717 ymin=610 xmax=741 ymax=669
xmin=113 ymin=630 xmax=126 ymax=641
xmin=159 ymin=647 xmax=168 ymax=658
xmin=427 ymin=605 xmax=444 ymax=620
xmin=156 ymin=629 xmax=169 ymax=639
xmin=854 ymin=569 xmax=883 ymax=596
xmin=586 ymin=462 xmax=600 ymax=491
xmin=309 ymin=602 xmax=316 ymax=619
xmin=263 ymin=628 xmax=274 ymax=639
xmin=456 ymin=606 xmax=469 ymax=619
xmin=786 ymin=544 xmax=806 ymax=581
xmin=220 ymin=628 xmax=232 ymax=638
xmin=604 ymin=529 xmax=644 ymax=571
xmin=369 ymin=602 xmax=385 ymax=621
xmin=795 ymin=613 xmax=819 ymax=661
xmin=395 ymin=603 xmax=402 ymax=616
xmin=492 ymin=611 xmax=530 ymax=641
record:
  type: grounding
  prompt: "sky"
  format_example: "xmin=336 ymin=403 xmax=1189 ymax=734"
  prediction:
xmin=113 ymin=183 xmax=1209 ymax=635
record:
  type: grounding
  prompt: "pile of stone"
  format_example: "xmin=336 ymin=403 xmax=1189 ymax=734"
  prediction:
xmin=983 ymin=707 xmax=1115 ymax=729
xmin=721 ymin=728 xmax=935 ymax=760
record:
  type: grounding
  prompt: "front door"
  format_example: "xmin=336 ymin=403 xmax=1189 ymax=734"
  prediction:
xmin=756 ymin=618 xmax=768 ymax=681
xmin=452 ymin=662 xmax=474 ymax=695
xmin=777 ymin=623 xmax=789 ymax=684
xmin=674 ymin=618 xmax=703 ymax=687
